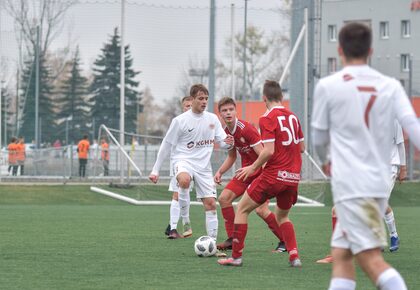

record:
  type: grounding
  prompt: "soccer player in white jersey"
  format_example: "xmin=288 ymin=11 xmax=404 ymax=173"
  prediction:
xmin=312 ymin=22 xmax=420 ymax=290
xmin=149 ymin=84 xmax=233 ymax=244
xmin=163 ymin=96 xmax=194 ymax=239
xmin=316 ymin=120 xmax=406 ymax=263
xmin=385 ymin=120 xmax=406 ymax=251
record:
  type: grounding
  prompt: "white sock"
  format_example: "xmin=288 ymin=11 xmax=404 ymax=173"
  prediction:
xmin=328 ymin=278 xmax=356 ymax=290
xmin=376 ymin=268 xmax=407 ymax=290
xmin=178 ymin=187 xmax=190 ymax=225
xmin=169 ymin=199 xmax=180 ymax=230
xmin=384 ymin=211 xmax=398 ymax=237
xmin=205 ymin=210 xmax=218 ymax=240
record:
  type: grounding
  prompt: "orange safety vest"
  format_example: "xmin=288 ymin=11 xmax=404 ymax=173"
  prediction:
xmin=8 ymin=143 xmax=17 ymax=165
xmin=16 ymin=143 xmax=26 ymax=161
xmin=101 ymin=142 xmax=109 ymax=161
xmin=78 ymin=140 xmax=90 ymax=159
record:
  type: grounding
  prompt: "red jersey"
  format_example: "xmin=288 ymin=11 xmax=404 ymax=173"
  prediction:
xmin=259 ymin=106 xmax=304 ymax=185
xmin=224 ymin=119 xmax=261 ymax=167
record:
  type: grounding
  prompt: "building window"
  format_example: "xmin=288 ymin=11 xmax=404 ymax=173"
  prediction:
xmin=401 ymin=54 xmax=410 ymax=72
xmin=327 ymin=58 xmax=337 ymax=74
xmin=328 ymin=25 xmax=337 ymax=42
xmin=379 ymin=21 xmax=389 ymax=39
xmin=401 ymin=20 xmax=410 ymax=38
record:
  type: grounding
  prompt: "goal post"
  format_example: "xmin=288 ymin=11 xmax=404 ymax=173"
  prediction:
xmin=90 ymin=125 xmax=327 ymax=207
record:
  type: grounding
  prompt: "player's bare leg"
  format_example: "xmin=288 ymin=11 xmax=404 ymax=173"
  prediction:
xmin=255 ymin=201 xmax=286 ymax=253
xmin=329 ymin=247 xmax=356 ymax=290
xmin=217 ymin=189 xmax=237 ymax=250
xmin=384 ymin=205 xmax=399 ymax=252
xmin=355 ymin=248 xmax=407 ymax=290
xmin=317 ymin=207 xmax=336 ymax=264
xmin=276 ymin=207 xmax=301 ymax=267
xmin=218 ymin=192 xmax=260 ymax=266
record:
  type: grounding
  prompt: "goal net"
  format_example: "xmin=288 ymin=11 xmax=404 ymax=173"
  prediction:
xmin=90 ymin=125 xmax=327 ymax=207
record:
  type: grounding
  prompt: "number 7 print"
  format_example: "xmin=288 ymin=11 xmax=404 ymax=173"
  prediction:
xmin=357 ymin=86 xmax=377 ymax=128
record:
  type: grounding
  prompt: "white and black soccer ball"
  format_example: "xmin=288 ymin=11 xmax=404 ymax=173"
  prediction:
xmin=194 ymin=236 xmax=217 ymax=257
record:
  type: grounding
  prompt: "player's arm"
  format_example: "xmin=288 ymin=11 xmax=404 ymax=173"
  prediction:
xmin=312 ymin=128 xmax=330 ymax=174
xmin=236 ymin=141 xmax=274 ymax=181
xmin=299 ymin=141 xmax=305 ymax=153
xmin=311 ymin=81 xmax=331 ymax=174
xmin=213 ymin=116 xmax=234 ymax=149
xmin=214 ymin=149 xmax=237 ymax=184
xmin=252 ymin=143 xmax=263 ymax=156
xmin=394 ymin=81 xmax=420 ymax=150
xmin=149 ymin=119 xmax=179 ymax=183
xmin=398 ymin=143 xmax=407 ymax=182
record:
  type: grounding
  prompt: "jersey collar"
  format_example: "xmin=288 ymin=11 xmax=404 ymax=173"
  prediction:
xmin=264 ymin=105 xmax=284 ymax=116
xmin=225 ymin=117 xmax=238 ymax=135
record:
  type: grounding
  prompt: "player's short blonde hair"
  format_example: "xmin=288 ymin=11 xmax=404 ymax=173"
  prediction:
xmin=181 ymin=96 xmax=193 ymax=104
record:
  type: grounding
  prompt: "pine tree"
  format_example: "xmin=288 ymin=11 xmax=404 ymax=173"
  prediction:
xmin=19 ymin=54 xmax=56 ymax=144
xmin=56 ymin=48 xmax=91 ymax=144
xmin=90 ymin=27 xmax=141 ymax=135
xmin=1 ymin=85 xmax=13 ymax=146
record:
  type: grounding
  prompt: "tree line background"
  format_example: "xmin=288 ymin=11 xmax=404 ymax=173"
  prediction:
xmin=0 ymin=0 xmax=289 ymax=146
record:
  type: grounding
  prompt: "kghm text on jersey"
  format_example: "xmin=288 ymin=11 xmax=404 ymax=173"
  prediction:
xmin=186 ymin=139 xmax=215 ymax=149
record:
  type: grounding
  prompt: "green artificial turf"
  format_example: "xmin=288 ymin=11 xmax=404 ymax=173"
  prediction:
xmin=0 ymin=183 xmax=419 ymax=289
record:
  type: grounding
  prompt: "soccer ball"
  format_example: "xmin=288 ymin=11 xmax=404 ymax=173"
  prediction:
xmin=194 ymin=236 xmax=217 ymax=257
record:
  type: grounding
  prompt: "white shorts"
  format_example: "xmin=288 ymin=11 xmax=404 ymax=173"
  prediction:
xmin=386 ymin=165 xmax=399 ymax=199
xmin=173 ymin=160 xmax=217 ymax=200
xmin=331 ymin=197 xmax=387 ymax=255
xmin=168 ymin=176 xmax=194 ymax=193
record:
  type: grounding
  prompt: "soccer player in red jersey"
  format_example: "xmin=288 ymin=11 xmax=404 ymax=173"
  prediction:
xmin=218 ymin=80 xmax=305 ymax=267
xmin=215 ymin=97 xmax=285 ymax=252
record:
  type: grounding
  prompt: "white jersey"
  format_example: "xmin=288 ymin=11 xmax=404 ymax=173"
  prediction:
xmin=390 ymin=120 xmax=404 ymax=166
xmin=164 ymin=110 xmax=227 ymax=170
xmin=312 ymin=65 xmax=416 ymax=202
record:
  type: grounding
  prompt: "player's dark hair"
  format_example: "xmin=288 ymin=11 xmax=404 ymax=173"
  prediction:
xmin=217 ymin=97 xmax=236 ymax=112
xmin=10 ymin=136 xmax=16 ymax=143
xmin=181 ymin=96 xmax=193 ymax=103
xmin=339 ymin=22 xmax=372 ymax=60
xmin=83 ymin=135 xmax=88 ymax=140
xmin=263 ymin=80 xmax=283 ymax=102
xmin=190 ymin=84 xmax=209 ymax=98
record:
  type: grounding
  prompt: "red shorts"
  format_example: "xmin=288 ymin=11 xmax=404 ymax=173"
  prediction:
xmin=247 ymin=174 xmax=298 ymax=210
xmin=225 ymin=168 xmax=262 ymax=197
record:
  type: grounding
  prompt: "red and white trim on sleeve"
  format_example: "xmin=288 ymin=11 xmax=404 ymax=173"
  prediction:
xmin=250 ymin=140 xmax=262 ymax=147
xmin=262 ymin=139 xmax=275 ymax=143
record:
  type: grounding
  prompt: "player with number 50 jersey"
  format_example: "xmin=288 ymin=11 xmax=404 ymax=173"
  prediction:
xmin=218 ymin=80 xmax=305 ymax=268
xmin=259 ymin=105 xmax=304 ymax=185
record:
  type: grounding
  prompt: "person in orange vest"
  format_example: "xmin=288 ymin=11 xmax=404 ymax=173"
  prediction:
xmin=101 ymin=137 xmax=109 ymax=176
xmin=77 ymin=135 xmax=90 ymax=178
xmin=16 ymin=136 xmax=26 ymax=176
xmin=7 ymin=137 xmax=18 ymax=176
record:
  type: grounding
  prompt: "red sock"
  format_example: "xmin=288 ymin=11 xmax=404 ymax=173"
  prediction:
xmin=279 ymin=221 xmax=299 ymax=261
xmin=263 ymin=212 xmax=283 ymax=242
xmin=232 ymin=223 xmax=248 ymax=259
xmin=332 ymin=216 xmax=337 ymax=232
xmin=221 ymin=206 xmax=235 ymax=238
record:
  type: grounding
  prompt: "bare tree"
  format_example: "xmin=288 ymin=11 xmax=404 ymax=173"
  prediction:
xmin=225 ymin=26 xmax=289 ymax=99
xmin=4 ymin=0 xmax=75 ymax=56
